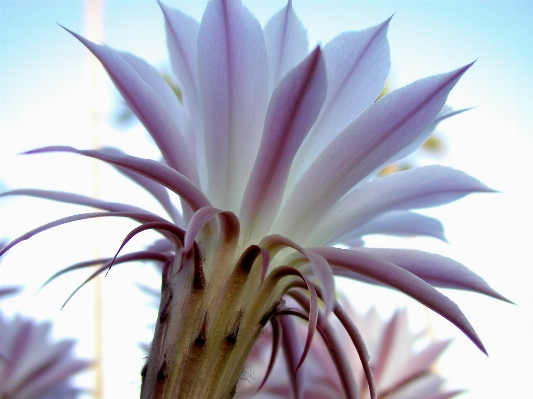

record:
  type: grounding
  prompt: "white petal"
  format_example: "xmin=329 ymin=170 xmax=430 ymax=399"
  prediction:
xmin=334 ymin=211 xmax=447 ymax=246
xmin=355 ymin=248 xmax=510 ymax=302
xmin=373 ymin=309 xmax=417 ymax=386
xmin=313 ymin=247 xmax=487 ymax=354
xmin=387 ymin=105 xmax=473 ymax=166
xmin=159 ymin=1 xmax=201 ymax=119
xmin=116 ymin=51 xmax=198 ymax=167
xmin=240 ymin=48 xmax=326 ymax=238
xmin=263 ymin=0 xmax=309 ymax=94
xmin=311 ymin=165 xmax=494 ymax=245
xmin=275 ymin=65 xmax=473 ymax=239
xmin=385 ymin=340 xmax=450 ymax=392
xmin=197 ymin=0 xmax=269 ymax=211
xmin=288 ymin=18 xmax=391 ymax=189
xmin=159 ymin=2 xmax=208 ymax=190
xmin=65 ymin=28 xmax=198 ymax=182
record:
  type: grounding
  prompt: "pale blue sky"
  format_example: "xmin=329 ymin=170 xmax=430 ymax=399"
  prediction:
xmin=1 ymin=1 xmax=532 ymax=398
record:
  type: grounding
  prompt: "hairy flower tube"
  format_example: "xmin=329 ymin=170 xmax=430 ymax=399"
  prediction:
xmin=0 ymin=0 xmax=510 ymax=398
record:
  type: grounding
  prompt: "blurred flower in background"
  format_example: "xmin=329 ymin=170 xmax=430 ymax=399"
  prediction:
xmin=1 ymin=226 xmax=90 ymax=399
xmin=243 ymin=302 xmax=462 ymax=399
xmin=0 ymin=312 xmax=90 ymax=399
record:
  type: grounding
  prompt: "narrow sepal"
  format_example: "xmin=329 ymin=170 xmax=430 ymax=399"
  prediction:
xmin=278 ymin=64 xmax=475 ymax=238
xmin=241 ymin=47 xmax=327 ymax=238
xmin=356 ymin=248 xmax=511 ymax=302
xmin=312 ymin=247 xmax=487 ymax=354
xmin=62 ymin=26 xmax=198 ymax=181
xmin=24 ymin=146 xmax=211 ymax=212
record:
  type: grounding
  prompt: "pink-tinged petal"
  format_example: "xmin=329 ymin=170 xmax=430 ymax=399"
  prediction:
xmin=59 ymin=222 xmax=185 ymax=308
xmin=115 ymin=51 xmax=196 ymax=162
xmin=146 ymin=238 xmax=175 ymax=253
xmin=314 ymin=314 xmax=360 ymax=399
xmin=183 ymin=207 xmax=222 ymax=254
xmin=0 ymin=211 xmax=166 ymax=259
xmin=0 ymin=314 xmax=89 ymax=398
xmin=434 ymin=106 xmax=472 ymax=125
xmin=197 ymin=0 xmax=269 ymax=211
xmin=63 ymin=258 xmax=174 ymax=311
xmin=278 ymin=316 xmax=303 ymax=399
xmin=183 ymin=207 xmax=239 ymax=255
xmin=390 ymin=106 xmax=473 ymax=165
xmin=158 ymin=0 xmax=201 ymax=121
xmin=24 ymin=146 xmax=211 ymax=212
xmin=392 ymin=374 xmax=462 ymax=399
xmin=14 ymin=356 xmax=89 ymax=398
xmin=263 ymin=0 xmax=309 ymax=94
xmin=355 ymin=248 xmax=511 ymax=302
xmin=0 ymin=286 xmax=20 ymax=300
xmin=0 ymin=188 xmax=156 ymax=216
xmin=40 ymin=251 xmax=170 ymax=292
xmin=312 ymin=247 xmax=487 ymax=354
xmin=312 ymin=165 xmax=495 ymax=245
xmin=290 ymin=289 xmax=370 ymax=399
xmin=277 ymin=64 xmax=473 ymax=238
xmin=1 ymin=186 xmax=182 ymax=256
xmin=336 ymin=211 xmax=447 ymax=245
xmin=1 ymin=319 xmax=32 ymax=385
xmin=289 ymin=18 xmax=391 ymax=187
xmin=373 ymin=309 xmax=419 ymax=389
xmin=63 ymin=27 xmax=198 ymax=182
xmin=101 ymin=147 xmax=183 ymax=225
xmin=316 ymin=18 xmax=391 ymax=136
xmin=111 ymin=222 xmax=184 ymax=265
xmin=256 ymin=317 xmax=281 ymax=392
xmin=341 ymin=237 xmax=366 ymax=249
xmin=240 ymin=48 xmax=327 ymax=237
xmin=425 ymin=390 xmax=465 ymax=399
xmin=372 ymin=311 xmax=400 ymax=383
xmin=386 ymin=340 xmax=451 ymax=393
xmin=158 ymin=1 xmax=209 ymax=192
xmin=260 ymin=234 xmax=334 ymax=316
xmin=333 ymin=302 xmax=376 ymax=399
xmin=274 ymin=275 xmax=319 ymax=375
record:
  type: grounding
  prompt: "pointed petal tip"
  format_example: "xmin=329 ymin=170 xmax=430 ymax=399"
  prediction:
xmin=468 ymin=332 xmax=487 ymax=356
xmin=21 ymin=145 xmax=76 ymax=156
xmin=60 ymin=24 xmax=84 ymax=41
xmin=431 ymin=61 xmax=476 ymax=86
xmin=383 ymin=14 xmax=394 ymax=26
xmin=455 ymin=60 xmax=476 ymax=76
xmin=495 ymin=292 xmax=515 ymax=305
xmin=479 ymin=185 xmax=500 ymax=194
xmin=362 ymin=14 xmax=393 ymax=31
xmin=370 ymin=15 xmax=392 ymax=37
xmin=157 ymin=0 xmax=171 ymax=15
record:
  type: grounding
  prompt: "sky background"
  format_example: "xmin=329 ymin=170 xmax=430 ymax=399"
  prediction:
xmin=1 ymin=0 xmax=533 ymax=398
